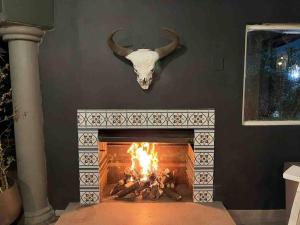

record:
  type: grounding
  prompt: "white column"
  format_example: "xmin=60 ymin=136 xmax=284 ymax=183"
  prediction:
xmin=0 ymin=26 xmax=54 ymax=225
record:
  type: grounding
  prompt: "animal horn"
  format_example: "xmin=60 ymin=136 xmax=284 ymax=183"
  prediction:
xmin=107 ymin=29 xmax=134 ymax=57
xmin=155 ymin=28 xmax=180 ymax=59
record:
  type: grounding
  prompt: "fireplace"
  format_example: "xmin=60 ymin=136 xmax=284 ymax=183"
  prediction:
xmin=99 ymin=129 xmax=194 ymax=202
xmin=78 ymin=109 xmax=215 ymax=205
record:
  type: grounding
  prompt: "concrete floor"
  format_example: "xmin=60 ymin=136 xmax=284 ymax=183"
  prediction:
xmin=55 ymin=202 xmax=236 ymax=225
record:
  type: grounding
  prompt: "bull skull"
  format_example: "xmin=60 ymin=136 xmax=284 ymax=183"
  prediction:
xmin=107 ymin=28 xmax=180 ymax=90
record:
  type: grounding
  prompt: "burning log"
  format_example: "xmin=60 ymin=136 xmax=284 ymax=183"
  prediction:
xmin=124 ymin=168 xmax=139 ymax=181
xmin=164 ymin=188 xmax=182 ymax=201
xmin=122 ymin=192 xmax=137 ymax=200
xmin=110 ymin=184 xmax=124 ymax=196
xmin=110 ymin=167 xmax=183 ymax=201
xmin=160 ymin=169 xmax=176 ymax=189
xmin=159 ymin=169 xmax=182 ymax=201
xmin=110 ymin=179 xmax=126 ymax=195
xmin=141 ymin=188 xmax=151 ymax=199
xmin=115 ymin=181 xmax=140 ymax=199
xmin=135 ymin=180 xmax=150 ymax=194
xmin=148 ymin=183 xmax=163 ymax=200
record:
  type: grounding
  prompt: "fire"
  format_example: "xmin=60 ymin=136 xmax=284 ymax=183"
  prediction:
xmin=127 ymin=142 xmax=158 ymax=181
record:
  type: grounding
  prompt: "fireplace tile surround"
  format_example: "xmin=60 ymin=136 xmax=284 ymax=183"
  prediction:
xmin=77 ymin=109 xmax=215 ymax=205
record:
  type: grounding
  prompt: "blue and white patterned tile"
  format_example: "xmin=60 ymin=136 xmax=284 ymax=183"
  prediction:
xmin=194 ymin=170 xmax=214 ymax=185
xmin=194 ymin=150 xmax=214 ymax=168
xmin=167 ymin=110 xmax=188 ymax=128
xmin=79 ymin=169 xmax=99 ymax=188
xmin=80 ymin=190 xmax=100 ymax=205
xmin=194 ymin=130 xmax=215 ymax=148
xmin=187 ymin=110 xmax=209 ymax=128
xmin=77 ymin=111 xmax=86 ymax=127
xmin=193 ymin=189 xmax=213 ymax=203
xmin=147 ymin=111 xmax=168 ymax=128
xmin=106 ymin=111 xmax=127 ymax=128
xmin=126 ymin=111 xmax=148 ymax=128
xmin=86 ymin=112 xmax=106 ymax=128
xmin=79 ymin=150 xmax=99 ymax=168
xmin=78 ymin=130 xmax=98 ymax=148
xmin=208 ymin=110 xmax=215 ymax=127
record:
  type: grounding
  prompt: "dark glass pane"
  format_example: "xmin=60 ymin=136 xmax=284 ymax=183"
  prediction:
xmin=244 ymin=29 xmax=300 ymax=122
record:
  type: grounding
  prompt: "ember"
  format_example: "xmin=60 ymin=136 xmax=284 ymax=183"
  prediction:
xmin=109 ymin=142 xmax=182 ymax=201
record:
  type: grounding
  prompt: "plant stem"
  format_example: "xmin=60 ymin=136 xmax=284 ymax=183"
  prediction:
xmin=0 ymin=114 xmax=14 ymax=124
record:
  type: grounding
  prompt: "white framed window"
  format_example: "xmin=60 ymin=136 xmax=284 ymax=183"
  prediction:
xmin=242 ymin=24 xmax=300 ymax=125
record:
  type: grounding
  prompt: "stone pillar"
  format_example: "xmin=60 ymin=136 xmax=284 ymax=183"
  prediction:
xmin=0 ymin=26 xmax=54 ymax=224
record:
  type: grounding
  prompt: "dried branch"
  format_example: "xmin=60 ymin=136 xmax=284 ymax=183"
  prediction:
xmin=0 ymin=49 xmax=14 ymax=192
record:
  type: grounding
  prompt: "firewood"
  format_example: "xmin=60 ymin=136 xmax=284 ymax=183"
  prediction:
xmin=113 ymin=167 xmax=182 ymax=202
xmin=123 ymin=192 xmax=136 ymax=200
xmin=119 ymin=179 xmax=125 ymax=185
xmin=124 ymin=168 xmax=139 ymax=182
xmin=125 ymin=181 xmax=135 ymax=188
xmin=166 ymin=182 xmax=175 ymax=189
xmin=148 ymin=181 xmax=163 ymax=200
xmin=124 ymin=168 xmax=132 ymax=176
xmin=148 ymin=173 xmax=157 ymax=182
xmin=163 ymin=168 xmax=170 ymax=176
xmin=148 ymin=185 xmax=158 ymax=200
xmin=141 ymin=188 xmax=151 ymax=199
xmin=115 ymin=182 xmax=140 ymax=198
xmin=164 ymin=188 xmax=182 ymax=201
xmin=164 ymin=171 xmax=175 ymax=184
xmin=135 ymin=180 xmax=150 ymax=194
xmin=160 ymin=169 xmax=176 ymax=190
xmin=110 ymin=183 xmax=125 ymax=196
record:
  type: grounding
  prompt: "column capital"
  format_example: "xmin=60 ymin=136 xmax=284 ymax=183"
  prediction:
xmin=0 ymin=25 xmax=45 ymax=42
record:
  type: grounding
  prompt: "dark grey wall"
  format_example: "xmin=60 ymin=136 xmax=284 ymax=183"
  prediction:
xmin=39 ymin=0 xmax=300 ymax=210
xmin=0 ymin=0 xmax=53 ymax=29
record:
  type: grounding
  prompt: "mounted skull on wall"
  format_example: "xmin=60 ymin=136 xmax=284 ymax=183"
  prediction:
xmin=107 ymin=28 xmax=180 ymax=90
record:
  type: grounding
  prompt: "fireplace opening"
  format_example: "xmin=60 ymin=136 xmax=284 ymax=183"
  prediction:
xmin=98 ymin=129 xmax=195 ymax=202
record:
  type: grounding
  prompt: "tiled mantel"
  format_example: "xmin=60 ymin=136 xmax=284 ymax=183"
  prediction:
xmin=77 ymin=109 xmax=215 ymax=205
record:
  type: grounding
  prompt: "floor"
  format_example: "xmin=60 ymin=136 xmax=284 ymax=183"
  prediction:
xmin=15 ymin=215 xmax=59 ymax=225
xmin=228 ymin=210 xmax=287 ymax=225
xmin=12 ymin=203 xmax=288 ymax=225
xmin=55 ymin=202 xmax=236 ymax=225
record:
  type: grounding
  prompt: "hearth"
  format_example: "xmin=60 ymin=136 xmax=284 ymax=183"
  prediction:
xmin=78 ymin=109 xmax=215 ymax=205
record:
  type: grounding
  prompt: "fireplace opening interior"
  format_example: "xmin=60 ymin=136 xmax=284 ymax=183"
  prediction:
xmin=99 ymin=129 xmax=195 ymax=202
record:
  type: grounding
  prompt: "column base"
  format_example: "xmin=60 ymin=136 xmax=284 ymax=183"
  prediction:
xmin=24 ymin=204 xmax=55 ymax=225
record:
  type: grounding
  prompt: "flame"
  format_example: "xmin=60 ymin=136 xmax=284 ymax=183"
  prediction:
xmin=127 ymin=142 xmax=158 ymax=181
